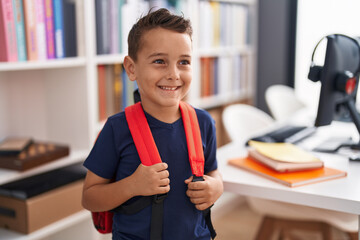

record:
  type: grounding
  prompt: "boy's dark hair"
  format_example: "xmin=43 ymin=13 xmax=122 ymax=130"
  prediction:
xmin=128 ymin=8 xmax=193 ymax=61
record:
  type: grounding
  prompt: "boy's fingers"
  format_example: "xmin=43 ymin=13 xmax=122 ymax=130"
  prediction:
xmin=184 ymin=176 xmax=193 ymax=184
xmin=159 ymin=185 xmax=170 ymax=194
xmin=189 ymin=197 xmax=206 ymax=205
xmin=152 ymin=162 xmax=168 ymax=171
xmin=186 ymin=189 xmax=204 ymax=198
xmin=187 ymin=181 xmax=204 ymax=190
xmin=195 ymin=202 xmax=210 ymax=211
xmin=159 ymin=170 xmax=169 ymax=179
xmin=159 ymin=178 xmax=170 ymax=186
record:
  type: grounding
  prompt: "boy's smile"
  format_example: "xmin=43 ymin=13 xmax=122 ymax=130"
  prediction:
xmin=124 ymin=27 xmax=192 ymax=122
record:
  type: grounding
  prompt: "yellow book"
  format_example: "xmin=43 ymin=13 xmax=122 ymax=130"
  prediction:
xmin=248 ymin=141 xmax=323 ymax=172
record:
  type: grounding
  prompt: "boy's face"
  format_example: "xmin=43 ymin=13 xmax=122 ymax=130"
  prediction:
xmin=128 ymin=27 xmax=192 ymax=111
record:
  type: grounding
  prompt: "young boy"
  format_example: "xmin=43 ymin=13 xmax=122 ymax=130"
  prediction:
xmin=82 ymin=8 xmax=223 ymax=240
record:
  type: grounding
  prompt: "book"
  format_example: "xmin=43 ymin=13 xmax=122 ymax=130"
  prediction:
xmin=248 ymin=141 xmax=323 ymax=172
xmin=53 ymin=0 xmax=64 ymax=58
xmin=0 ymin=0 xmax=18 ymax=62
xmin=110 ymin=0 xmax=120 ymax=54
xmin=44 ymin=0 xmax=56 ymax=59
xmin=63 ymin=0 xmax=77 ymax=57
xmin=105 ymin=64 xmax=115 ymax=116
xmin=0 ymin=137 xmax=33 ymax=155
xmin=113 ymin=63 xmax=123 ymax=113
xmin=95 ymin=0 xmax=110 ymax=55
xmin=13 ymin=0 xmax=27 ymax=61
xmin=98 ymin=65 xmax=107 ymax=121
xmin=35 ymin=0 xmax=47 ymax=60
xmin=228 ymin=157 xmax=346 ymax=187
xmin=23 ymin=0 xmax=38 ymax=61
xmin=0 ymin=162 xmax=86 ymax=200
xmin=0 ymin=142 xmax=70 ymax=171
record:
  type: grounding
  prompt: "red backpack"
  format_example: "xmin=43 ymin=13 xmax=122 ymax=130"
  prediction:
xmin=91 ymin=101 xmax=216 ymax=239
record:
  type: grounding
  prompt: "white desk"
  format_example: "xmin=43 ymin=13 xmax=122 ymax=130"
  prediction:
xmin=217 ymin=120 xmax=360 ymax=236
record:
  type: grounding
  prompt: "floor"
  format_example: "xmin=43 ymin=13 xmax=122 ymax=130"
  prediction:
xmin=212 ymin=199 xmax=356 ymax=240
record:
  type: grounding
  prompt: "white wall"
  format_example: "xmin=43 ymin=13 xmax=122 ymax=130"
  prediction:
xmin=295 ymin=0 xmax=360 ymax=113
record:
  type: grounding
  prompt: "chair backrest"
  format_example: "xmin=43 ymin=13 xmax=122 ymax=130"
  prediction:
xmin=265 ymin=85 xmax=306 ymax=121
xmin=222 ymin=104 xmax=275 ymax=143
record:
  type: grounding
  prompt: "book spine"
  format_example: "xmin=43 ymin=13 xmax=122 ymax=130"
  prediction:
xmin=35 ymin=0 xmax=47 ymax=60
xmin=109 ymin=0 xmax=119 ymax=54
xmin=121 ymin=65 xmax=128 ymax=109
xmin=98 ymin=65 xmax=107 ymax=121
xmin=105 ymin=65 xmax=115 ymax=116
xmin=0 ymin=0 xmax=18 ymax=62
xmin=99 ymin=0 xmax=111 ymax=54
xmin=23 ymin=0 xmax=38 ymax=61
xmin=118 ymin=0 xmax=124 ymax=53
xmin=63 ymin=0 xmax=77 ymax=57
xmin=53 ymin=0 xmax=64 ymax=58
xmin=113 ymin=63 xmax=123 ymax=113
xmin=44 ymin=0 xmax=56 ymax=59
xmin=12 ymin=0 xmax=27 ymax=61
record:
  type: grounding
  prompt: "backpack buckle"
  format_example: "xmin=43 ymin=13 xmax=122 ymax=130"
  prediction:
xmin=154 ymin=193 xmax=168 ymax=203
xmin=192 ymin=175 xmax=204 ymax=182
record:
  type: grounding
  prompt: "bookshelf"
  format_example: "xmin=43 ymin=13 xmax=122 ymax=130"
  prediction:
xmin=0 ymin=0 xmax=257 ymax=239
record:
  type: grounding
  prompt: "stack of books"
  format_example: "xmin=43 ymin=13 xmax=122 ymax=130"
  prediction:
xmin=228 ymin=141 xmax=347 ymax=187
xmin=0 ymin=137 xmax=70 ymax=171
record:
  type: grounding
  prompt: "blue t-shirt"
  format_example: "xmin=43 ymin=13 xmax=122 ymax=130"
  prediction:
xmin=84 ymin=107 xmax=218 ymax=240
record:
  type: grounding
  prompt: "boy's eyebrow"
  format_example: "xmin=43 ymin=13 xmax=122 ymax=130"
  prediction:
xmin=147 ymin=53 xmax=167 ymax=59
xmin=147 ymin=53 xmax=192 ymax=59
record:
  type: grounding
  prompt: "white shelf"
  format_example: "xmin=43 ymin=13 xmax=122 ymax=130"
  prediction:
xmin=0 ymin=210 xmax=92 ymax=240
xmin=189 ymin=89 xmax=251 ymax=109
xmin=213 ymin=0 xmax=255 ymax=4
xmin=0 ymin=58 xmax=86 ymax=72
xmin=0 ymin=149 xmax=89 ymax=185
xmin=196 ymin=45 xmax=254 ymax=57
xmin=95 ymin=54 xmax=126 ymax=65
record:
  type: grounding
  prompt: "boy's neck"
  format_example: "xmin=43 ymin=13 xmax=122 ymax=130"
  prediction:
xmin=141 ymin=103 xmax=181 ymax=124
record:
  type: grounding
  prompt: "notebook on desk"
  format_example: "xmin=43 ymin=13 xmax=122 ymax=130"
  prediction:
xmin=246 ymin=125 xmax=317 ymax=145
xmin=228 ymin=157 xmax=347 ymax=187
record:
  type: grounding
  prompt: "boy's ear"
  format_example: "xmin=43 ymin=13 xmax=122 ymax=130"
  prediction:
xmin=123 ymin=56 xmax=137 ymax=81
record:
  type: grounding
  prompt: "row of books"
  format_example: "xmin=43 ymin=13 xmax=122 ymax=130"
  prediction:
xmin=199 ymin=55 xmax=248 ymax=98
xmin=0 ymin=0 xmax=77 ymax=62
xmin=97 ymin=64 xmax=138 ymax=122
xmin=228 ymin=141 xmax=347 ymax=187
xmin=198 ymin=1 xmax=249 ymax=49
xmin=95 ymin=0 xmax=187 ymax=55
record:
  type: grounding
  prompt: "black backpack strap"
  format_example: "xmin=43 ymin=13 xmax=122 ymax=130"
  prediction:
xmin=112 ymin=193 xmax=167 ymax=240
xmin=112 ymin=196 xmax=153 ymax=215
xmin=192 ymin=176 xmax=217 ymax=239
xmin=150 ymin=193 xmax=167 ymax=240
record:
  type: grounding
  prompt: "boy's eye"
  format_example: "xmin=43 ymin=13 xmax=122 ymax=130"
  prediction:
xmin=153 ymin=59 xmax=165 ymax=64
xmin=180 ymin=60 xmax=190 ymax=65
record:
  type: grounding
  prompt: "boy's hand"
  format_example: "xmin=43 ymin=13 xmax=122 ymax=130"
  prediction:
xmin=130 ymin=163 xmax=170 ymax=196
xmin=185 ymin=171 xmax=223 ymax=211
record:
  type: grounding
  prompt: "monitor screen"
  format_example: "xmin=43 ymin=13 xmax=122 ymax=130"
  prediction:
xmin=314 ymin=34 xmax=360 ymax=127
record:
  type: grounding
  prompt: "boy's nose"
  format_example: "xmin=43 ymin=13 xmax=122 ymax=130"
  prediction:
xmin=167 ymin=65 xmax=180 ymax=80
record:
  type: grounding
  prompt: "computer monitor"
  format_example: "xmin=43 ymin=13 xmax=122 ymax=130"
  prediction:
xmin=309 ymin=34 xmax=360 ymax=151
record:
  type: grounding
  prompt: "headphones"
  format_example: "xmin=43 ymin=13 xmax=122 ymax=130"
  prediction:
xmin=308 ymin=34 xmax=360 ymax=95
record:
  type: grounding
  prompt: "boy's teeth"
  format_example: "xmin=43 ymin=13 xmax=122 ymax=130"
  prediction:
xmin=160 ymin=86 xmax=177 ymax=90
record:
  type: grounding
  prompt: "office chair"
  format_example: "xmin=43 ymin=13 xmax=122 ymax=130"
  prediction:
xmin=222 ymin=103 xmax=358 ymax=240
xmin=265 ymin=85 xmax=306 ymax=121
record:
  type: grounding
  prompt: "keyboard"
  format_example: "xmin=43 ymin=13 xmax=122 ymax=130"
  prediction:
xmin=247 ymin=125 xmax=317 ymax=145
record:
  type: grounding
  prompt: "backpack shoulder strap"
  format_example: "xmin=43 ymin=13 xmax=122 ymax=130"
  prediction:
xmin=125 ymin=102 xmax=162 ymax=166
xmin=180 ymin=102 xmax=217 ymax=239
xmin=179 ymin=101 xmax=205 ymax=177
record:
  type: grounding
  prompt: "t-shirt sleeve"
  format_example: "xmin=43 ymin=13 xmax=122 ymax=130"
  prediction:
xmin=83 ymin=119 xmax=119 ymax=179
